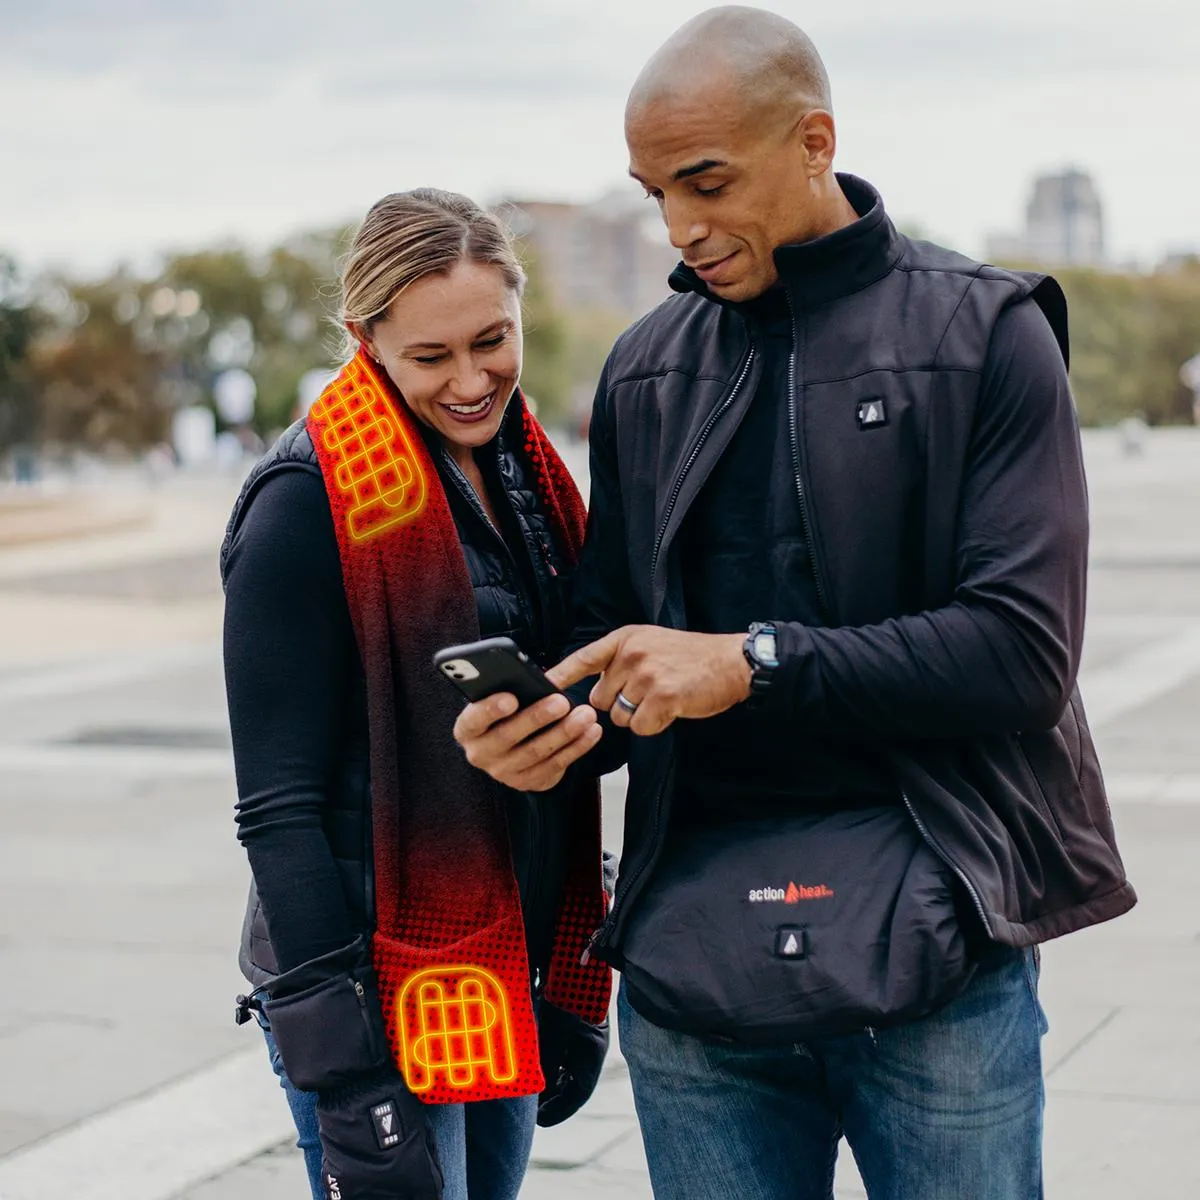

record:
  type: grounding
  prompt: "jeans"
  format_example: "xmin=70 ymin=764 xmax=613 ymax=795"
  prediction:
xmin=261 ymin=1024 xmax=538 ymax=1200
xmin=618 ymin=946 xmax=1048 ymax=1200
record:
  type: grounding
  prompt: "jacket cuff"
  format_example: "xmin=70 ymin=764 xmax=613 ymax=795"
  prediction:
xmin=262 ymin=933 xmax=372 ymax=999
xmin=259 ymin=939 xmax=391 ymax=1092
xmin=758 ymin=621 xmax=820 ymax=721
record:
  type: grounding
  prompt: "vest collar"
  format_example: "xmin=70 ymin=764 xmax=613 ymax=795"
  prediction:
xmin=668 ymin=173 xmax=905 ymax=312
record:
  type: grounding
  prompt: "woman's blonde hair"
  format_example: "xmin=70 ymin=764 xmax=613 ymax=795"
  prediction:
xmin=340 ymin=188 xmax=525 ymax=356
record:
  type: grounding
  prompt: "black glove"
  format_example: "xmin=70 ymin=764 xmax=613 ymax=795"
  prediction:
xmin=247 ymin=937 xmax=442 ymax=1197
xmin=317 ymin=1067 xmax=443 ymax=1200
xmin=535 ymin=1001 xmax=610 ymax=1127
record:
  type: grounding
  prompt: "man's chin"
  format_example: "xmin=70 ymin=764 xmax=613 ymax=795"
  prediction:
xmin=708 ymin=276 xmax=765 ymax=303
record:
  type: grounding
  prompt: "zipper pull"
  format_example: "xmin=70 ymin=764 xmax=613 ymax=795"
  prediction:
xmin=580 ymin=927 xmax=604 ymax=966
xmin=536 ymin=531 xmax=559 ymax=578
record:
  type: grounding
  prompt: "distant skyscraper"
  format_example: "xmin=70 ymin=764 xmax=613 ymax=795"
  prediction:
xmin=1025 ymin=170 xmax=1105 ymax=266
xmin=986 ymin=169 xmax=1106 ymax=268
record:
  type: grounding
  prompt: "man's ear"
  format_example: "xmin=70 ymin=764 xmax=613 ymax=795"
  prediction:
xmin=797 ymin=109 xmax=836 ymax=177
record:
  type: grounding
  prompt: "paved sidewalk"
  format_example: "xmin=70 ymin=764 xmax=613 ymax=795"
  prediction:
xmin=1 ymin=431 xmax=1198 ymax=1200
xmin=0 ymin=489 xmax=147 ymax=549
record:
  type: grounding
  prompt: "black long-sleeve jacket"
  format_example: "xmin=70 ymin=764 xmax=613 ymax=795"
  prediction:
xmin=576 ymin=175 xmax=1135 ymax=967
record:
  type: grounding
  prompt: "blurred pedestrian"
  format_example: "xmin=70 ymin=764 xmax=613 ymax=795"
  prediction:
xmin=222 ymin=188 xmax=611 ymax=1200
xmin=453 ymin=7 xmax=1135 ymax=1199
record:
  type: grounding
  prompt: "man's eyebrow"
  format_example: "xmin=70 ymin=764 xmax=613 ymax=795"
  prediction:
xmin=628 ymin=158 xmax=729 ymax=185
xmin=672 ymin=158 xmax=727 ymax=181
xmin=403 ymin=319 xmax=512 ymax=352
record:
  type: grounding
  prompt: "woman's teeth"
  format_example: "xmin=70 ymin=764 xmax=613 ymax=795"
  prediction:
xmin=447 ymin=393 xmax=494 ymax=415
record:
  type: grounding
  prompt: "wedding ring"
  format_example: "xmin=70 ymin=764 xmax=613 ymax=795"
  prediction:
xmin=614 ymin=691 xmax=639 ymax=716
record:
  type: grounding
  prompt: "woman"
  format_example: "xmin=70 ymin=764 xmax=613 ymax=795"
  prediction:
xmin=221 ymin=189 xmax=612 ymax=1200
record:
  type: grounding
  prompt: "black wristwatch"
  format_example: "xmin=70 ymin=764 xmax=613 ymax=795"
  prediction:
xmin=742 ymin=621 xmax=779 ymax=699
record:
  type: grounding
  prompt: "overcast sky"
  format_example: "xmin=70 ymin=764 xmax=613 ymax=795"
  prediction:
xmin=2 ymin=0 xmax=1197 ymax=276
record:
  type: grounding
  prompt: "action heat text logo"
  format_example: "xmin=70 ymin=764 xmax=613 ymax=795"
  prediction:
xmin=748 ymin=882 xmax=835 ymax=903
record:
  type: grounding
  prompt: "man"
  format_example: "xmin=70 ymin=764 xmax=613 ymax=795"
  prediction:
xmin=455 ymin=7 xmax=1135 ymax=1197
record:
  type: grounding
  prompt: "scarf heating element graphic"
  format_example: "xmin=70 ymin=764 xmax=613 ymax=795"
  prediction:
xmin=307 ymin=349 xmax=611 ymax=1105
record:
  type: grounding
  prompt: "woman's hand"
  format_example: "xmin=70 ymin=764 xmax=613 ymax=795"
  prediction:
xmin=452 ymin=692 xmax=603 ymax=792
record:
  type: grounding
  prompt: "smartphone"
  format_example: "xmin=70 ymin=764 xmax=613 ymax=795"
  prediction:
xmin=433 ymin=637 xmax=566 ymax=709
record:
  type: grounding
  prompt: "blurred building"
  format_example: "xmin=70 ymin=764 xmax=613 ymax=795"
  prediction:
xmin=986 ymin=169 xmax=1106 ymax=267
xmin=497 ymin=191 xmax=679 ymax=317
xmin=1159 ymin=249 xmax=1200 ymax=274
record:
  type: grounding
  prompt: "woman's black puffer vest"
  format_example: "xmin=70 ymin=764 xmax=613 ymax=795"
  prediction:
xmin=221 ymin=398 xmax=578 ymax=987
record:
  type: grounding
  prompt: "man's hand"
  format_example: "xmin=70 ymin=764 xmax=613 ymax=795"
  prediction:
xmin=452 ymin=691 xmax=603 ymax=792
xmin=548 ymin=626 xmax=752 ymax=736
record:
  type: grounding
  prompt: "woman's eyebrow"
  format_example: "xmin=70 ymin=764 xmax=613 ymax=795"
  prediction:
xmin=403 ymin=320 xmax=512 ymax=352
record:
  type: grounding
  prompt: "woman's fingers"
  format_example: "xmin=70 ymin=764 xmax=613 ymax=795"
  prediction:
xmin=514 ymin=720 xmax=604 ymax=792
xmin=453 ymin=694 xmax=600 ymax=791
xmin=454 ymin=692 xmax=567 ymax=757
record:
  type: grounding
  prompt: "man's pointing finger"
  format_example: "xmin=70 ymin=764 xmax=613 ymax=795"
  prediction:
xmin=546 ymin=630 xmax=623 ymax=691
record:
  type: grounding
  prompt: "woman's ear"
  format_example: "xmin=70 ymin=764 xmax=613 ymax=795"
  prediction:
xmin=346 ymin=321 xmax=378 ymax=362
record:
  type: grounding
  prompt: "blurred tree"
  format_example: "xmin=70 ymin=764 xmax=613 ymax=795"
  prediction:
xmin=988 ymin=256 xmax=1200 ymax=425
xmin=1052 ymin=266 xmax=1200 ymax=425
xmin=161 ymin=232 xmax=345 ymax=435
xmin=563 ymin=307 xmax=633 ymax=434
xmin=30 ymin=275 xmax=168 ymax=451
xmin=21 ymin=220 xmax=1193 ymax=463
xmin=1143 ymin=266 xmax=1200 ymax=424
xmin=515 ymin=242 xmax=571 ymax=425
xmin=0 ymin=254 xmax=41 ymax=457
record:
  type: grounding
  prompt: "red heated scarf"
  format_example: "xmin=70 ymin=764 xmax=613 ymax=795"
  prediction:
xmin=307 ymin=349 xmax=611 ymax=1105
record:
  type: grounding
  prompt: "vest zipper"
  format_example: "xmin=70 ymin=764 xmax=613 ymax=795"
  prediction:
xmin=900 ymin=787 xmax=993 ymax=939
xmin=523 ymin=794 xmax=546 ymax=985
xmin=441 ymin=450 xmax=507 ymax=552
xmin=494 ymin=440 xmax=556 ymax=655
xmin=784 ymin=300 xmax=831 ymax=616
xmin=781 ymin=303 xmax=990 ymax=941
xmin=591 ymin=352 xmax=756 ymax=962
xmin=442 ymin=449 xmax=542 ymax=647
xmin=529 ymin=528 xmax=562 ymax=669
xmin=649 ymin=348 xmax=756 ymax=585
xmin=534 ymin=529 xmax=559 ymax=578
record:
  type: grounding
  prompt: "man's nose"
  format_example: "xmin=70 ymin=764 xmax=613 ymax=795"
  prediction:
xmin=662 ymin=198 xmax=708 ymax=252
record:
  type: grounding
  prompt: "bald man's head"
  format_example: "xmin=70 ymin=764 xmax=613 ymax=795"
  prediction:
xmin=624 ymin=7 xmax=854 ymax=303
xmin=626 ymin=6 xmax=832 ymax=134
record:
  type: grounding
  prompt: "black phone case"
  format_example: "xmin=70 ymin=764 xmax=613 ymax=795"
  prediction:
xmin=432 ymin=637 xmax=563 ymax=708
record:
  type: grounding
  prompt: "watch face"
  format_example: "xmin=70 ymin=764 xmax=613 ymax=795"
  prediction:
xmin=753 ymin=631 xmax=778 ymax=667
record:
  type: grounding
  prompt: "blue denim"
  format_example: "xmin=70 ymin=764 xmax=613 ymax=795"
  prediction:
xmin=422 ymin=1090 xmax=538 ymax=1200
xmin=618 ymin=946 xmax=1048 ymax=1200
xmin=260 ymin=1022 xmax=324 ymax=1198
xmin=261 ymin=1022 xmax=537 ymax=1200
